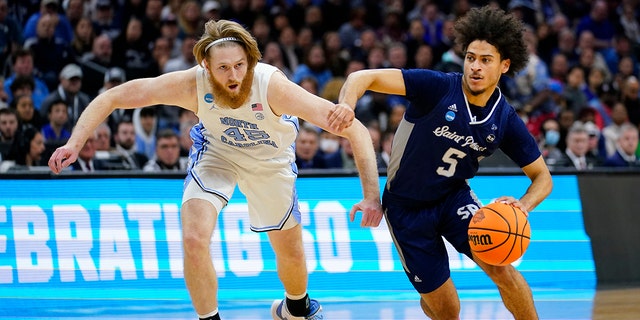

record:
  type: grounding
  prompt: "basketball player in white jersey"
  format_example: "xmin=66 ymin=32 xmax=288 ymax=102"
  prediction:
xmin=48 ymin=19 xmax=383 ymax=320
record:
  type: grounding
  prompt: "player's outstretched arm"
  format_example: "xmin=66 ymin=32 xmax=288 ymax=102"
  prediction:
xmin=268 ymin=71 xmax=383 ymax=227
xmin=329 ymin=69 xmax=405 ymax=130
xmin=335 ymin=69 xmax=406 ymax=111
xmin=49 ymin=68 xmax=198 ymax=174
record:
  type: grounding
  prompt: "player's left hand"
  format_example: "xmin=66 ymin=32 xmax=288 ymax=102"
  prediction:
xmin=327 ymin=103 xmax=355 ymax=133
xmin=350 ymin=198 xmax=383 ymax=227
xmin=494 ymin=196 xmax=529 ymax=217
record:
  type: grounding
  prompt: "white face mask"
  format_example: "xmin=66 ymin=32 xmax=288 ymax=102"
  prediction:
xmin=319 ymin=138 xmax=340 ymax=153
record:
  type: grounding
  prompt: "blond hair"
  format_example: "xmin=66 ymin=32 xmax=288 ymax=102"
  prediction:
xmin=193 ymin=19 xmax=262 ymax=69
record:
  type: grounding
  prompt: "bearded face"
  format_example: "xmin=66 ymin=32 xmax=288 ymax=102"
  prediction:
xmin=207 ymin=67 xmax=254 ymax=109
xmin=209 ymin=69 xmax=253 ymax=109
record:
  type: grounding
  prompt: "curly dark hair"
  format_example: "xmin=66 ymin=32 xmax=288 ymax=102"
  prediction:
xmin=453 ymin=6 xmax=528 ymax=77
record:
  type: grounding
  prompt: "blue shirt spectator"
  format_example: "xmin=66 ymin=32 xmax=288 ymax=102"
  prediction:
xmin=4 ymin=49 xmax=49 ymax=110
xmin=291 ymin=44 xmax=333 ymax=93
xmin=22 ymin=0 xmax=74 ymax=45
xmin=575 ymin=0 xmax=615 ymax=50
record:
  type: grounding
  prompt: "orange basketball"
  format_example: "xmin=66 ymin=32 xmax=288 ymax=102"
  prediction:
xmin=468 ymin=202 xmax=531 ymax=266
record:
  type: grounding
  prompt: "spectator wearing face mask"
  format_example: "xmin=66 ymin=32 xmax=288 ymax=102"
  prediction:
xmin=539 ymin=117 xmax=565 ymax=169
xmin=318 ymin=129 xmax=343 ymax=169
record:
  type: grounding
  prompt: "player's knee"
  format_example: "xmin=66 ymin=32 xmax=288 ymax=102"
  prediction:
xmin=278 ymin=244 xmax=305 ymax=262
xmin=182 ymin=228 xmax=211 ymax=254
xmin=484 ymin=264 xmax=519 ymax=286
xmin=272 ymin=239 xmax=305 ymax=262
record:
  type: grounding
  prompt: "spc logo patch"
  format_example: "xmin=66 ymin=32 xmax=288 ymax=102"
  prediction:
xmin=472 ymin=209 xmax=485 ymax=224
xmin=445 ymin=111 xmax=455 ymax=121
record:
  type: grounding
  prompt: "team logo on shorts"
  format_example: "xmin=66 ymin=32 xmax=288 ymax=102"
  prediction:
xmin=445 ymin=111 xmax=455 ymax=121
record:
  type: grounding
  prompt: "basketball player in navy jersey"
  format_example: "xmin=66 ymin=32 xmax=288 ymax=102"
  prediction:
xmin=334 ymin=6 xmax=553 ymax=320
xmin=49 ymin=19 xmax=383 ymax=320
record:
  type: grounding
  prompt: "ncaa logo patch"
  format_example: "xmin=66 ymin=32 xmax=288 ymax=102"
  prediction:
xmin=204 ymin=93 xmax=214 ymax=103
xmin=445 ymin=111 xmax=455 ymax=121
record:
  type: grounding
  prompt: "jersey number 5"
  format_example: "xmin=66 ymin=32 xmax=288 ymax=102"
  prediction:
xmin=436 ymin=147 xmax=466 ymax=177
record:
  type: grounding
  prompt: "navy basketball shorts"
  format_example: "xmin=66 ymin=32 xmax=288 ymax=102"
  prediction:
xmin=383 ymin=185 xmax=483 ymax=293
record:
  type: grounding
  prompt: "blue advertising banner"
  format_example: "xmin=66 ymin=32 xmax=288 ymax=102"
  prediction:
xmin=0 ymin=175 xmax=595 ymax=301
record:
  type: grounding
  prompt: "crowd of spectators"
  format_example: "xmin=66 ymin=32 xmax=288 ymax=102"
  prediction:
xmin=0 ymin=0 xmax=639 ymax=172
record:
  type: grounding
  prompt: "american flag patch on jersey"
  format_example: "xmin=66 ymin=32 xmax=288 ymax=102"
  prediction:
xmin=251 ymin=103 xmax=263 ymax=111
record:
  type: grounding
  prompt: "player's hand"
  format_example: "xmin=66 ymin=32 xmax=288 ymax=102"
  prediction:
xmin=349 ymin=198 xmax=383 ymax=227
xmin=48 ymin=145 xmax=79 ymax=174
xmin=494 ymin=196 xmax=529 ymax=216
xmin=327 ymin=103 xmax=355 ymax=133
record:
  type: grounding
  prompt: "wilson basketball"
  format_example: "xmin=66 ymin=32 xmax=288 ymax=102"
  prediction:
xmin=468 ymin=202 xmax=530 ymax=266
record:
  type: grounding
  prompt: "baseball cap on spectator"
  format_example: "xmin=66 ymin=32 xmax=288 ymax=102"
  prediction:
xmin=202 ymin=0 xmax=221 ymax=14
xmin=60 ymin=64 xmax=83 ymax=80
xmin=104 ymin=67 xmax=126 ymax=83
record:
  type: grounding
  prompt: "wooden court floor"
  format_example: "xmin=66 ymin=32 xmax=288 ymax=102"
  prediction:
xmin=591 ymin=287 xmax=640 ymax=320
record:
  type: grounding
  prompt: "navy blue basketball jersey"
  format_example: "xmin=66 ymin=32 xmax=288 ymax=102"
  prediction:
xmin=383 ymin=69 xmax=540 ymax=205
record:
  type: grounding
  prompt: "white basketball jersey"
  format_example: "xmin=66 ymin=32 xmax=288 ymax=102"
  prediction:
xmin=194 ymin=63 xmax=298 ymax=163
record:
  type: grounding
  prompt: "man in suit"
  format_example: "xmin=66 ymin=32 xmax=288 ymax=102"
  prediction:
xmin=604 ymin=123 xmax=640 ymax=167
xmin=111 ymin=119 xmax=148 ymax=170
xmin=562 ymin=123 xmax=601 ymax=170
xmin=70 ymin=130 xmax=108 ymax=172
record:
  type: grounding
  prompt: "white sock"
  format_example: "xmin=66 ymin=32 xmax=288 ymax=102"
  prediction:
xmin=198 ymin=308 xmax=218 ymax=319
xmin=285 ymin=291 xmax=307 ymax=300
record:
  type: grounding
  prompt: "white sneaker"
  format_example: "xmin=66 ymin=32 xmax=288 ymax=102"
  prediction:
xmin=271 ymin=297 xmax=323 ymax=320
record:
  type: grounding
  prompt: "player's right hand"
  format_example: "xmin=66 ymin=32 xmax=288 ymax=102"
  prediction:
xmin=48 ymin=145 xmax=78 ymax=174
xmin=350 ymin=198 xmax=383 ymax=227
xmin=494 ymin=196 xmax=529 ymax=217
xmin=327 ymin=103 xmax=355 ymax=133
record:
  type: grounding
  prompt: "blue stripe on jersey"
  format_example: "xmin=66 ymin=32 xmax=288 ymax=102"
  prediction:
xmin=186 ymin=122 xmax=230 ymax=202
xmin=384 ymin=70 xmax=540 ymax=205
xmin=285 ymin=115 xmax=299 ymax=163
